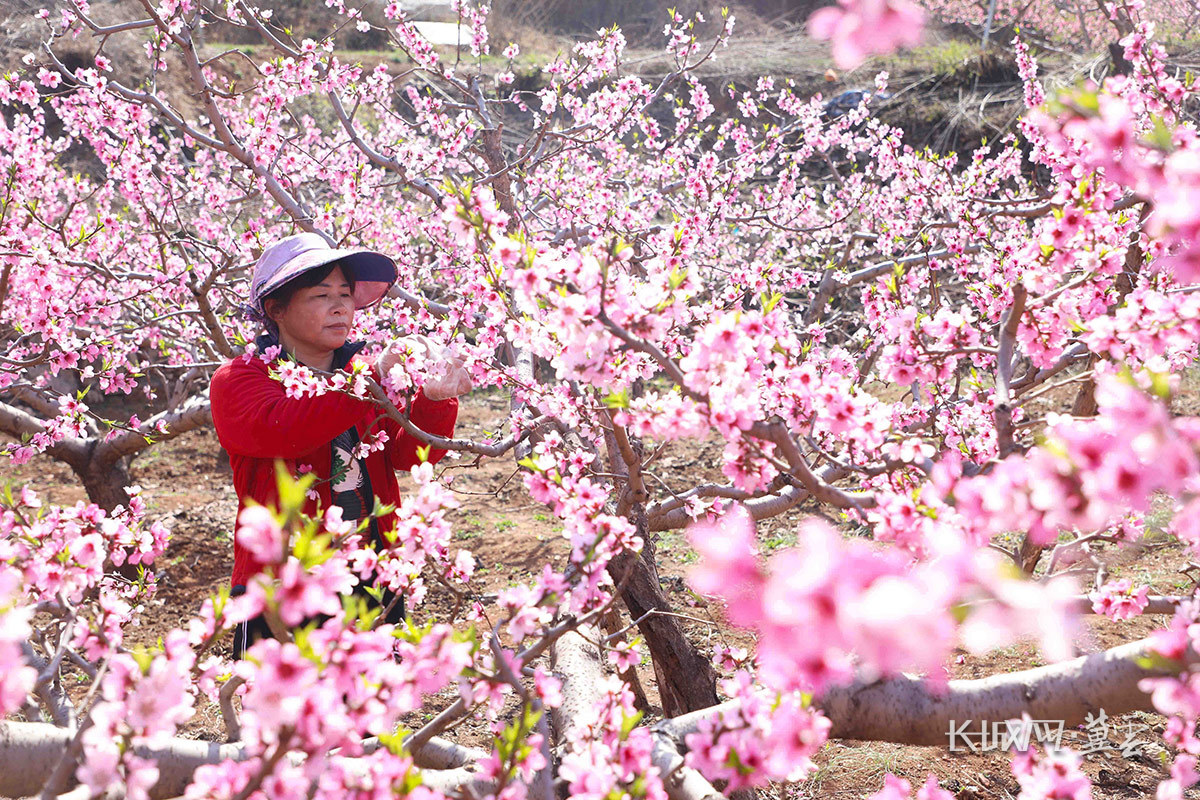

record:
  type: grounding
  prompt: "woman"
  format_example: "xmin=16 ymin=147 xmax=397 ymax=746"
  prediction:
xmin=210 ymin=232 xmax=470 ymax=657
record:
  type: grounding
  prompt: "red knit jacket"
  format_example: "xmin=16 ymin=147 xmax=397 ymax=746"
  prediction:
xmin=210 ymin=347 xmax=458 ymax=587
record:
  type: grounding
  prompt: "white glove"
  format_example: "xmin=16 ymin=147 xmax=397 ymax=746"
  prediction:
xmin=378 ymin=335 xmax=472 ymax=402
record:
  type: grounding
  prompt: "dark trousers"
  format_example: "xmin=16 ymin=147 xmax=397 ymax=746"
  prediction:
xmin=230 ymin=577 xmax=407 ymax=659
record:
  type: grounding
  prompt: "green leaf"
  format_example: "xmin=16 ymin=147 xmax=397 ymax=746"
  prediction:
xmin=668 ymin=265 xmax=687 ymax=290
xmin=397 ymin=766 xmax=424 ymax=794
xmin=210 ymin=584 xmax=231 ymax=619
xmin=1145 ymin=116 xmax=1174 ymax=151
xmin=377 ymin=729 xmax=410 ymax=756
xmin=130 ymin=646 xmax=156 ymax=675
xmin=345 ymin=592 xmax=381 ymax=629
xmin=1072 ymin=88 xmax=1100 ymax=115
xmin=274 ymin=461 xmax=313 ymax=515
xmin=603 ymin=388 xmax=631 ymax=409
xmin=1147 ymin=371 xmax=1172 ymax=400
xmin=1135 ymin=651 xmax=1184 ymax=672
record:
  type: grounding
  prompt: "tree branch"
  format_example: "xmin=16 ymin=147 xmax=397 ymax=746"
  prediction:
xmin=656 ymin=633 xmax=1191 ymax=748
xmin=994 ymin=284 xmax=1028 ymax=457
xmin=0 ymin=399 xmax=88 ymax=468
xmin=92 ymin=394 xmax=212 ymax=464
xmin=0 ymin=720 xmax=492 ymax=800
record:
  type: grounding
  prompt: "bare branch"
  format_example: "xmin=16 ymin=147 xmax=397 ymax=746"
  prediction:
xmin=994 ymin=284 xmax=1028 ymax=457
xmin=92 ymin=394 xmax=212 ymax=464
xmin=219 ymin=676 xmax=244 ymax=743
xmin=357 ymin=735 xmax=487 ymax=770
xmin=647 ymin=466 xmax=849 ymax=531
xmin=805 ymin=246 xmax=985 ymax=322
xmin=21 ymin=642 xmax=76 ymax=729
xmin=0 ymin=720 xmax=493 ymax=800
xmin=751 ymin=422 xmax=871 ymax=510
xmin=609 ymin=413 xmax=648 ymax=506
xmin=362 ymin=377 xmax=556 ymax=456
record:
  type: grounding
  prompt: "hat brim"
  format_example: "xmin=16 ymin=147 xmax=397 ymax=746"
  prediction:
xmin=254 ymin=248 xmax=397 ymax=314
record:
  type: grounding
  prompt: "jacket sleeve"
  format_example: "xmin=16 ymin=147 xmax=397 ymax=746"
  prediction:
xmin=381 ymin=390 xmax=459 ymax=471
xmin=210 ymin=359 xmax=377 ymax=460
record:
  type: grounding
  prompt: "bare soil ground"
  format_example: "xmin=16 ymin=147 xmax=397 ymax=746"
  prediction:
xmin=8 ymin=387 xmax=1200 ymax=799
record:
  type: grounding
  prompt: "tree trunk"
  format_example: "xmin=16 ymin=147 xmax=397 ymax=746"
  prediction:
xmin=1069 ymin=377 xmax=1099 ymax=418
xmin=1017 ymin=531 xmax=1046 ymax=575
xmin=607 ymin=538 xmax=719 ymax=717
xmin=1070 ymin=354 xmax=1099 ymax=419
xmin=1108 ymin=42 xmax=1133 ymax=75
xmin=74 ymin=453 xmax=133 ymax=511
xmin=601 ymin=607 xmax=651 ymax=713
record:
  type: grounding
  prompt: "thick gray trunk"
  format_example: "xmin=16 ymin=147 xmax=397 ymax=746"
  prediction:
xmin=75 ymin=454 xmax=133 ymax=511
xmin=607 ymin=540 xmax=719 ymax=717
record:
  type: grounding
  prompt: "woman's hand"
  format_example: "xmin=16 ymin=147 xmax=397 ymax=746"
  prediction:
xmin=378 ymin=335 xmax=472 ymax=402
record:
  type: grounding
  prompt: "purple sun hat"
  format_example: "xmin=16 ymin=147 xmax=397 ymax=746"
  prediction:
xmin=246 ymin=232 xmax=397 ymax=321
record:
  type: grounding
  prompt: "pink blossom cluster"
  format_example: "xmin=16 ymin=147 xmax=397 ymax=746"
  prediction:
xmin=234 ymin=461 xmax=473 ymax=631
xmin=683 ymin=674 xmax=830 ymax=790
xmin=6 ymin=496 xmax=108 ymax=603
xmin=1030 ymin=20 xmax=1200 ymax=283
xmin=942 ymin=374 xmax=1200 ymax=548
xmin=557 ymin=677 xmax=667 ymax=800
xmin=519 ymin=431 xmax=644 ymax=613
xmin=1136 ymin=604 xmax=1200 ymax=800
xmin=809 ymin=0 xmax=926 ymax=69
xmin=0 ymin=567 xmax=35 ymax=716
xmin=1090 ymin=578 xmax=1150 ymax=620
xmin=1 ymin=487 xmax=166 ymax=658
xmin=1010 ymin=746 xmax=1092 ymax=800
xmin=686 ymin=504 xmax=1080 ymax=695
xmin=77 ymin=631 xmax=198 ymax=800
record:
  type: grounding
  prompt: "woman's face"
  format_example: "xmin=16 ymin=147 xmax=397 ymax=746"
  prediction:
xmin=267 ymin=265 xmax=355 ymax=359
